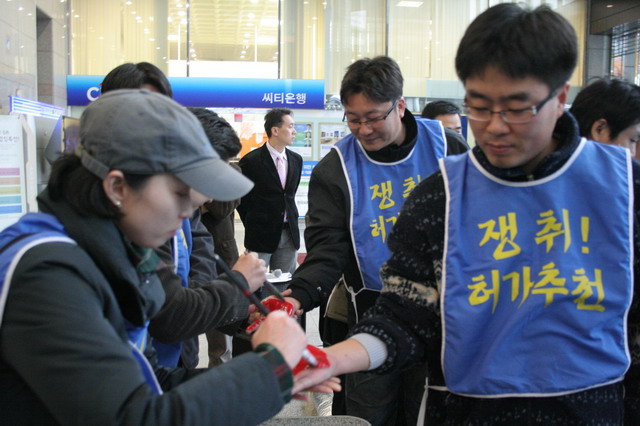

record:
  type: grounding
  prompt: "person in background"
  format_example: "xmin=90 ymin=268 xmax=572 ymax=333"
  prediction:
xmin=188 ymin=107 xmax=242 ymax=367
xmin=238 ymin=108 xmax=303 ymax=297
xmin=101 ymin=62 xmax=262 ymax=368
xmin=421 ymin=99 xmax=464 ymax=135
xmin=0 ymin=89 xmax=338 ymax=424
xmin=284 ymin=55 xmax=467 ymax=425
xmin=293 ymin=4 xmax=640 ymax=424
xmin=569 ymin=78 xmax=640 ymax=156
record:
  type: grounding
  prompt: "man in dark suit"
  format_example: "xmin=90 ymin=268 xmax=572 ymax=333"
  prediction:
xmin=238 ymin=108 xmax=302 ymax=297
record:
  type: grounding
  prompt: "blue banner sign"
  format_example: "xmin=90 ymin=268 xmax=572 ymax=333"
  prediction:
xmin=10 ymin=96 xmax=65 ymax=119
xmin=67 ymin=75 xmax=325 ymax=109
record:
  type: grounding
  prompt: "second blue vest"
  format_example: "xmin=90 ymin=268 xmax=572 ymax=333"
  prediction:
xmin=440 ymin=140 xmax=633 ymax=396
xmin=334 ymin=118 xmax=446 ymax=291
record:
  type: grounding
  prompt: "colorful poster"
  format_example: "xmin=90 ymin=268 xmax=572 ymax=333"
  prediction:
xmin=237 ymin=120 xmax=267 ymax=158
xmin=295 ymin=161 xmax=318 ymax=218
xmin=290 ymin=123 xmax=313 ymax=159
xmin=319 ymin=123 xmax=348 ymax=158
xmin=0 ymin=116 xmax=26 ymax=230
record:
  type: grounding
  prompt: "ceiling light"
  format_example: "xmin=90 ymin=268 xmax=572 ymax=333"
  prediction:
xmin=261 ymin=18 xmax=279 ymax=26
xmin=256 ymin=35 xmax=276 ymax=44
xmin=606 ymin=4 xmax=613 ymax=7
xmin=397 ymin=1 xmax=423 ymax=7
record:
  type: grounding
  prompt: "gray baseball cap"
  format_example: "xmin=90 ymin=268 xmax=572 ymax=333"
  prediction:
xmin=77 ymin=89 xmax=253 ymax=201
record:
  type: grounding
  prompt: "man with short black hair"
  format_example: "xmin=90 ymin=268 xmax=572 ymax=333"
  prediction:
xmin=238 ymin=108 xmax=302 ymax=292
xmin=570 ymin=78 xmax=640 ymax=156
xmin=294 ymin=4 xmax=640 ymax=424
xmin=421 ymin=99 xmax=463 ymax=135
xmin=286 ymin=56 xmax=467 ymax=425
xmin=189 ymin=107 xmax=243 ymax=368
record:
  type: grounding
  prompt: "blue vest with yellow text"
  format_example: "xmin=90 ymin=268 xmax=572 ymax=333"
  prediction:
xmin=0 ymin=213 xmax=162 ymax=394
xmin=335 ymin=118 xmax=446 ymax=291
xmin=440 ymin=139 xmax=633 ymax=396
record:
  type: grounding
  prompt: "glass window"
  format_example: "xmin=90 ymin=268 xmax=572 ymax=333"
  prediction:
xmin=70 ymin=1 xmax=169 ymax=75
xmin=69 ymin=0 xmax=585 ymax=100
xmin=167 ymin=0 xmax=279 ymax=77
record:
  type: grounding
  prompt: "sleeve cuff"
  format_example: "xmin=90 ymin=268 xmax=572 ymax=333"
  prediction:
xmin=351 ymin=333 xmax=388 ymax=370
xmin=255 ymin=343 xmax=294 ymax=403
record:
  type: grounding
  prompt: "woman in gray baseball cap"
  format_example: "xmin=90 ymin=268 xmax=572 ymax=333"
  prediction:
xmin=0 ymin=89 xmax=338 ymax=424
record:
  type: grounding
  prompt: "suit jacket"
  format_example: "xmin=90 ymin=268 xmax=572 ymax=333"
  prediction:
xmin=237 ymin=143 xmax=302 ymax=253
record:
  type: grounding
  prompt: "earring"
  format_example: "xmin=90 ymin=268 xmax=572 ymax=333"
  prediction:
xmin=115 ymin=200 xmax=121 ymax=208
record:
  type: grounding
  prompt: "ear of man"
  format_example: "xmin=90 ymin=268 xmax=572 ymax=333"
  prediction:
xmin=590 ymin=118 xmax=612 ymax=143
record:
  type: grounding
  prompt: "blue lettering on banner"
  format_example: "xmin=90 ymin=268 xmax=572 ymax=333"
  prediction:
xmin=301 ymin=161 xmax=318 ymax=178
xmin=67 ymin=76 xmax=325 ymax=109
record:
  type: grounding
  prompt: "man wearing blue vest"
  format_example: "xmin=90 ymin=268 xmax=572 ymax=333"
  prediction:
xmin=292 ymin=4 xmax=640 ymax=424
xmin=285 ymin=56 xmax=467 ymax=424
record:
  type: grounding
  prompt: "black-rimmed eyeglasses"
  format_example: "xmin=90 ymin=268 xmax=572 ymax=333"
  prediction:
xmin=463 ymin=90 xmax=557 ymax=124
xmin=343 ymin=99 xmax=399 ymax=130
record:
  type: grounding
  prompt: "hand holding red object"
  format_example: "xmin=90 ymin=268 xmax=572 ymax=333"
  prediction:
xmin=246 ymin=298 xmax=294 ymax=333
xmin=293 ymin=344 xmax=330 ymax=375
xmin=245 ymin=298 xmax=330 ymax=374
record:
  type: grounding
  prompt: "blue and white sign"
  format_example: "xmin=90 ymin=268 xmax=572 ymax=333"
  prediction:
xmin=9 ymin=96 xmax=65 ymax=120
xmin=296 ymin=160 xmax=318 ymax=218
xmin=67 ymin=75 xmax=325 ymax=109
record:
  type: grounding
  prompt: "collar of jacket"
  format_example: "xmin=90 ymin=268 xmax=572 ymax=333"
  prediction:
xmin=37 ymin=189 xmax=165 ymax=326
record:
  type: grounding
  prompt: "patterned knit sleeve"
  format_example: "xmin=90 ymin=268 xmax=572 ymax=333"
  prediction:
xmin=350 ymin=170 xmax=447 ymax=374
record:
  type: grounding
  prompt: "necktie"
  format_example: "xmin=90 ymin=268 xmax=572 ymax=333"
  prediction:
xmin=276 ymin=155 xmax=286 ymax=188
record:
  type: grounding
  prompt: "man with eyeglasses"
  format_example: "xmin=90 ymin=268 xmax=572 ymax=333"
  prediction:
xmin=284 ymin=55 xmax=467 ymax=424
xmin=292 ymin=4 xmax=640 ymax=425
